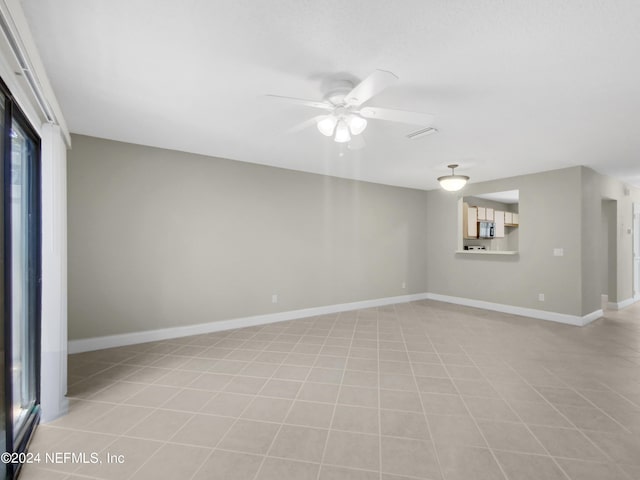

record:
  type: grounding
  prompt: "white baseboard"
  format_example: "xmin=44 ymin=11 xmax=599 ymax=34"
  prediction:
xmin=608 ymin=297 xmax=638 ymax=310
xmin=68 ymin=293 xmax=430 ymax=354
xmin=425 ymin=293 xmax=601 ymax=327
xmin=69 ymin=291 xmax=606 ymax=354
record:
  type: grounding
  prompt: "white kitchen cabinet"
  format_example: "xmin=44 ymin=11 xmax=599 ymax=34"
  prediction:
xmin=463 ymin=203 xmax=478 ymax=238
xmin=486 ymin=208 xmax=494 ymax=221
xmin=477 ymin=207 xmax=486 ymax=221
xmin=494 ymin=210 xmax=505 ymax=238
xmin=512 ymin=213 xmax=519 ymax=225
xmin=504 ymin=212 xmax=513 ymax=224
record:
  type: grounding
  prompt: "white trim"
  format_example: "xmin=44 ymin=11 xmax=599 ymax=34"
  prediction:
xmin=607 ymin=297 xmax=638 ymax=310
xmin=68 ymin=293 xmax=430 ymax=354
xmin=69 ymin=291 xmax=611 ymax=354
xmin=425 ymin=293 xmax=601 ymax=327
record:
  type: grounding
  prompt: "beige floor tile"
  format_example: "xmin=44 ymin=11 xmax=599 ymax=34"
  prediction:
xmin=75 ymin=436 xmax=163 ymax=479
xmin=416 ymin=376 xmax=457 ymax=395
xmin=49 ymin=400 xmax=116 ymax=430
xmin=170 ymin=414 xmax=235 ymax=447
xmin=273 ymin=364 xmax=312 ymax=380
xmin=130 ymin=443 xmax=211 ymax=480
xmin=223 ymin=375 xmax=267 ymax=395
xmin=241 ymin=396 xmax=293 ymax=422
xmin=256 ymin=457 xmax=319 ymax=480
xmin=554 ymin=404 xmax=625 ymax=433
xmin=582 ymin=430 xmax=640 ymax=465
xmin=192 ymin=449 xmax=263 ymax=480
xmin=259 ymin=379 xmax=303 ymax=398
xmin=88 ymin=382 xmax=147 ymax=403
xmin=464 ymin=396 xmax=519 ymax=422
xmin=428 ymin=414 xmax=486 ymax=447
xmin=85 ymin=404 xmax=154 ymax=435
xmin=16 ymin=466 xmax=68 ymax=480
xmin=346 ymin=358 xmax=379 ymax=372
xmin=153 ymin=369 xmax=202 ymax=387
xmin=188 ymin=373 xmax=233 ymax=392
xmin=269 ymin=425 xmax=328 ymax=462
xmin=161 ymin=388 xmax=213 ymax=412
xmin=477 ymin=419 xmax=546 ymax=454
xmin=507 ymin=400 xmax=572 ymax=428
xmin=307 ymin=367 xmax=344 ymax=384
xmin=412 ymin=362 xmax=449 ymax=378
xmin=535 ymin=387 xmax=591 ymax=408
xmin=494 ymin=451 xmax=567 ymax=480
xmin=125 ymin=409 xmax=193 ymax=441
xmin=380 ymin=436 xmax=440 ymax=479
xmin=380 ymin=373 xmax=418 ymax=392
xmin=123 ymin=385 xmax=182 ymax=408
xmin=380 ymin=410 xmax=429 ymax=439
xmin=285 ymin=400 xmax=334 ymax=428
xmin=555 ymin=458 xmax=631 ymax=480
xmin=319 ymin=465 xmax=379 ymax=480
xmin=199 ymin=391 xmax=253 ymax=417
xmin=332 ymin=404 xmax=379 ymax=434
xmin=342 ymin=370 xmax=378 ymax=388
xmin=297 ymin=382 xmax=340 ymax=403
xmin=454 ymin=379 xmax=500 ymax=398
xmin=530 ymin=425 xmax=608 ymax=461
xmin=421 ymin=393 xmax=469 ymax=416
xmin=323 ymin=430 xmax=380 ymax=471
xmin=209 ymin=359 xmax=249 ymax=374
xmin=337 ymin=385 xmax=378 ymax=408
xmin=380 ymin=389 xmax=422 ymax=412
xmin=218 ymin=419 xmax=280 ymax=454
xmin=241 ymin=362 xmax=280 ymax=377
xmin=123 ymin=367 xmax=172 ymax=384
xmin=436 ymin=445 xmax=506 ymax=480
xmin=491 ymin=382 xmax=545 ymax=402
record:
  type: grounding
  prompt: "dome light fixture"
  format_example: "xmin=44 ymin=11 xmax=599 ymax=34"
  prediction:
xmin=438 ymin=164 xmax=469 ymax=192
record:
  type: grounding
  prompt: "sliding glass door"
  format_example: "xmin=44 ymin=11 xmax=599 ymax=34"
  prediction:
xmin=1 ymin=78 xmax=41 ymax=480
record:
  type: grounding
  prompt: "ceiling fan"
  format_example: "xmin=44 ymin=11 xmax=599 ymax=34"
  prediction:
xmin=268 ymin=70 xmax=436 ymax=149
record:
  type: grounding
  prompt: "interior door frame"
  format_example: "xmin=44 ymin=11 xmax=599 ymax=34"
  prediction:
xmin=634 ymin=202 xmax=640 ymax=300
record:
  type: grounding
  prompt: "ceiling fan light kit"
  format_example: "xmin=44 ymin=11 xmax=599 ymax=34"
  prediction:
xmin=334 ymin=120 xmax=351 ymax=143
xmin=438 ymin=164 xmax=469 ymax=192
xmin=268 ymin=69 xmax=436 ymax=147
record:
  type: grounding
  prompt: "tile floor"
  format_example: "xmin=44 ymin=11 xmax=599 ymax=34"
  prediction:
xmin=20 ymin=299 xmax=640 ymax=480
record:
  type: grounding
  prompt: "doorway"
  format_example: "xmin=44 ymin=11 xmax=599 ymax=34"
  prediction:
xmin=0 ymin=78 xmax=41 ymax=480
xmin=601 ymin=199 xmax=617 ymax=309
xmin=634 ymin=202 xmax=639 ymax=301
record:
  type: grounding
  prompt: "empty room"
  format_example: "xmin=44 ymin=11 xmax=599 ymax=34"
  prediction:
xmin=0 ymin=0 xmax=639 ymax=479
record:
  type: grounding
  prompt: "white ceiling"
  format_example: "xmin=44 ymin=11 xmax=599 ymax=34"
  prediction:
xmin=473 ymin=190 xmax=520 ymax=204
xmin=22 ymin=0 xmax=640 ymax=190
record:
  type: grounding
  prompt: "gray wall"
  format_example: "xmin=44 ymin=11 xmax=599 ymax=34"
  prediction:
xmin=427 ymin=167 xmax=584 ymax=316
xmin=67 ymin=135 xmax=428 ymax=340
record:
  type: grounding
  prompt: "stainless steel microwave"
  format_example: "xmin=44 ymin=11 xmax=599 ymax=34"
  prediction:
xmin=478 ymin=221 xmax=495 ymax=238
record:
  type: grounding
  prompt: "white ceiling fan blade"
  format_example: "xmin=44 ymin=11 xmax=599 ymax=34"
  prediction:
xmin=266 ymin=94 xmax=333 ymax=110
xmin=344 ymin=70 xmax=398 ymax=106
xmin=348 ymin=135 xmax=366 ymax=150
xmin=359 ymin=106 xmax=435 ymax=126
xmin=285 ymin=115 xmax=325 ymax=134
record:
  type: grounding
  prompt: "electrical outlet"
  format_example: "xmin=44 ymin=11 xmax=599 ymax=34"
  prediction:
xmin=553 ymin=248 xmax=564 ymax=256
xmin=402 ymin=281 xmax=406 ymax=289
xmin=538 ymin=293 xmax=545 ymax=302
xmin=271 ymin=294 xmax=278 ymax=304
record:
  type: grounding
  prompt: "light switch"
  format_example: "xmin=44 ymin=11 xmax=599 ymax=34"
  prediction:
xmin=553 ymin=248 xmax=564 ymax=257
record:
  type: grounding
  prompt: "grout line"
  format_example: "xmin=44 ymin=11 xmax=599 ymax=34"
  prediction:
xmin=419 ymin=303 xmax=511 ymax=480
xmin=313 ymin=311 xmax=359 ymax=479
xmin=398 ymin=302 xmax=448 ymax=480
